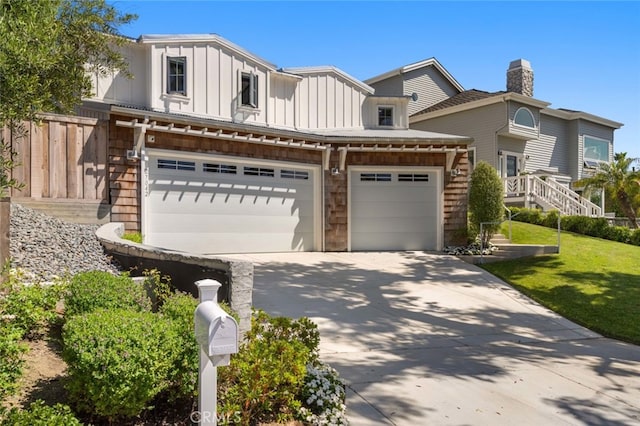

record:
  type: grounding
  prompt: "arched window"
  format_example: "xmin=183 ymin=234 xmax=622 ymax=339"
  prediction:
xmin=514 ymin=107 xmax=535 ymax=128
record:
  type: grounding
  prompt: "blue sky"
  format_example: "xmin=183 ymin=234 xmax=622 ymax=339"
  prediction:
xmin=110 ymin=1 xmax=640 ymax=159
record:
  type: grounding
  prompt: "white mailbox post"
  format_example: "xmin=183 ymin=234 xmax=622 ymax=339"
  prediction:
xmin=194 ymin=279 xmax=239 ymax=425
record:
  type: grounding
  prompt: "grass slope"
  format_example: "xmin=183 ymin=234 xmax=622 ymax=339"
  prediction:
xmin=481 ymin=222 xmax=640 ymax=345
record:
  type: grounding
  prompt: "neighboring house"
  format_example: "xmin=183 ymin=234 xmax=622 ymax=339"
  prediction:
xmin=74 ymin=34 xmax=472 ymax=254
xmin=366 ymin=59 xmax=623 ymax=216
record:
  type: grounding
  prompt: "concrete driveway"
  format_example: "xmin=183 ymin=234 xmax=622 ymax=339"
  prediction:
xmin=229 ymin=252 xmax=640 ymax=425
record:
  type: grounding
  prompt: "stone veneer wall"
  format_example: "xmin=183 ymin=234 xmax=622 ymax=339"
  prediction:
xmin=96 ymin=222 xmax=254 ymax=337
xmin=507 ymin=61 xmax=534 ymax=97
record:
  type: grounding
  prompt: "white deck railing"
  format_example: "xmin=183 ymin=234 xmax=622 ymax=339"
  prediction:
xmin=504 ymin=175 xmax=602 ymax=217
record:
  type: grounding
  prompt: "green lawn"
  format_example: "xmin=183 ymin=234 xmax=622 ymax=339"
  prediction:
xmin=480 ymin=222 xmax=640 ymax=345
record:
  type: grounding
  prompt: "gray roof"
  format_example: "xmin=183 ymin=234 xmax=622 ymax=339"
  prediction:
xmin=311 ymin=128 xmax=471 ymax=143
xmin=412 ymin=89 xmax=505 ymax=117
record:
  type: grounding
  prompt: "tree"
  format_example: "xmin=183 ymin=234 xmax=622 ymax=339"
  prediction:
xmin=0 ymin=0 xmax=136 ymax=125
xmin=468 ymin=161 xmax=504 ymax=246
xmin=0 ymin=0 xmax=136 ymax=269
xmin=576 ymin=152 xmax=640 ymax=229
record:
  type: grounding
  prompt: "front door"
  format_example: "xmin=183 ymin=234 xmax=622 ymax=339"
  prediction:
xmin=506 ymin=155 xmax=518 ymax=177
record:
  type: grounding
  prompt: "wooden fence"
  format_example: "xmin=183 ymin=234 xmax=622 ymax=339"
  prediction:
xmin=3 ymin=114 xmax=108 ymax=202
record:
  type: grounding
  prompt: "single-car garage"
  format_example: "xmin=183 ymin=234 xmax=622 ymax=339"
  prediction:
xmin=349 ymin=166 xmax=442 ymax=251
xmin=142 ymin=149 xmax=322 ymax=254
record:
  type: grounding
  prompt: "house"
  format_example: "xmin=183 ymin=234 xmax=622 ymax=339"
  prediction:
xmin=366 ymin=59 xmax=623 ymax=216
xmin=72 ymin=34 xmax=472 ymax=254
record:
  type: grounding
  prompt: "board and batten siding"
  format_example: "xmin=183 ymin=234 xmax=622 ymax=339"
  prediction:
xmin=268 ymin=74 xmax=297 ymax=129
xmin=403 ymin=67 xmax=461 ymax=116
xmin=6 ymin=115 xmax=108 ymax=201
xmin=295 ymin=72 xmax=367 ymax=130
xmin=412 ymin=102 xmax=507 ymax=169
xmin=90 ymin=43 xmax=147 ymax=107
xmin=528 ymin=115 xmax=569 ymax=175
xmin=147 ymin=43 xmax=270 ymax=126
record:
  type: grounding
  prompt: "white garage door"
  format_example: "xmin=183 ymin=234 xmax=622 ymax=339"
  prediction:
xmin=143 ymin=149 xmax=321 ymax=254
xmin=349 ymin=167 xmax=441 ymax=251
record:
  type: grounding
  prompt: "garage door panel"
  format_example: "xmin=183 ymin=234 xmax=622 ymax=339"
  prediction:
xmin=350 ymin=168 xmax=440 ymax=251
xmin=145 ymin=150 xmax=319 ymax=254
xmin=149 ymin=192 xmax=314 ymax=216
xmin=351 ymin=216 xmax=437 ymax=233
xmin=351 ymin=231 xmax=437 ymax=251
xmin=351 ymin=188 xmax=436 ymax=203
xmin=147 ymin=231 xmax=315 ymax=254
xmin=350 ymin=202 xmax=436 ymax=219
xmin=147 ymin=212 xmax=313 ymax=234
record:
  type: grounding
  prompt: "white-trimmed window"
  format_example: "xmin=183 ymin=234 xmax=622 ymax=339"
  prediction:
xmin=167 ymin=57 xmax=186 ymax=95
xmin=241 ymin=72 xmax=259 ymax=108
xmin=514 ymin=107 xmax=535 ymax=128
xmin=377 ymin=106 xmax=394 ymax=126
xmin=583 ymin=135 xmax=610 ymax=164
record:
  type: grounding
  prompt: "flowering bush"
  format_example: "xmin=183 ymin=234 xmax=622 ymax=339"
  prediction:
xmin=299 ymin=361 xmax=348 ymax=425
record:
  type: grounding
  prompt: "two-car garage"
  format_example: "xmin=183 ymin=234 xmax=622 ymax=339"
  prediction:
xmin=142 ymin=148 xmax=442 ymax=254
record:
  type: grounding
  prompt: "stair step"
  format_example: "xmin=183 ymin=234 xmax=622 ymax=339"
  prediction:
xmin=12 ymin=199 xmax=111 ymax=224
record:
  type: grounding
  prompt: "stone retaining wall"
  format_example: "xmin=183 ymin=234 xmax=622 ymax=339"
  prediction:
xmin=96 ymin=222 xmax=253 ymax=337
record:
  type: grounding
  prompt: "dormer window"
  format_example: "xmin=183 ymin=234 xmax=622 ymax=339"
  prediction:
xmin=378 ymin=106 xmax=394 ymax=126
xmin=241 ymin=72 xmax=258 ymax=108
xmin=167 ymin=57 xmax=186 ymax=95
xmin=514 ymin=107 xmax=535 ymax=128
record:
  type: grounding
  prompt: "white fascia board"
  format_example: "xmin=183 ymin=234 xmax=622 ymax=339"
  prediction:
xmin=272 ymin=69 xmax=304 ymax=80
xmin=410 ymin=93 xmax=550 ymax=124
xmin=138 ymin=34 xmax=277 ymax=71
xmin=282 ymin=66 xmax=375 ymax=94
xmin=542 ymin=108 xmax=623 ymax=129
xmin=365 ymin=57 xmax=465 ymax=93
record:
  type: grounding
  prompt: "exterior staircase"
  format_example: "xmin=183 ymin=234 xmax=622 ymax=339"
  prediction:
xmin=457 ymin=233 xmax=558 ymax=265
xmin=503 ymin=175 xmax=602 ymax=217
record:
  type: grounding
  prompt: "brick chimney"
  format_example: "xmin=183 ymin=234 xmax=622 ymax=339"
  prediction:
xmin=507 ymin=59 xmax=533 ymax=97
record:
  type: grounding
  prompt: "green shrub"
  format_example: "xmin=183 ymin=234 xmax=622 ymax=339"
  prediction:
xmin=217 ymin=310 xmax=317 ymax=424
xmin=512 ymin=207 xmax=544 ymax=225
xmin=604 ymin=225 xmax=632 ymax=243
xmin=468 ymin=161 xmax=504 ymax=245
xmin=143 ymin=268 xmax=173 ymax=311
xmin=0 ymin=400 xmax=82 ymax=426
xmin=630 ymin=228 xmax=640 ymax=246
xmin=62 ymin=309 xmax=178 ymax=418
xmin=542 ymin=210 xmax=560 ymax=228
xmin=1 ymin=281 xmax=64 ymax=338
xmin=158 ymin=292 xmax=199 ymax=400
xmin=0 ymin=324 xmax=27 ymax=400
xmin=64 ymin=271 xmax=151 ymax=317
xmin=561 ymin=215 xmax=591 ymax=234
xmin=585 ymin=217 xmax=610 ymax=238
xmin=121 ymin=231 xmax=143 ymax=244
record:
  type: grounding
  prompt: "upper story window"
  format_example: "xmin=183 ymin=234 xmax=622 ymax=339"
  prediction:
xmin=378 ymin=106 xmax=394 ymax=126
xmin=241 ymin=72 xmax=258 ymax=108
xmin=514 ymin=107 xmax=535 ymax=128
xmin=167 ymin=57 xmax=186 ymax=95
xmin=584 ymin=136 xmax=610 ymax=163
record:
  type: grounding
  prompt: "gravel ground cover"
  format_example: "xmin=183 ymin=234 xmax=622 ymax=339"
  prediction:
xmin=9 ymin=203 xmax=120 ymax=281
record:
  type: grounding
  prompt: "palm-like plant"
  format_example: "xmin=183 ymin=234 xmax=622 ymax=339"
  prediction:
xmin=577 ymin=152 xmax=640 ymax=228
